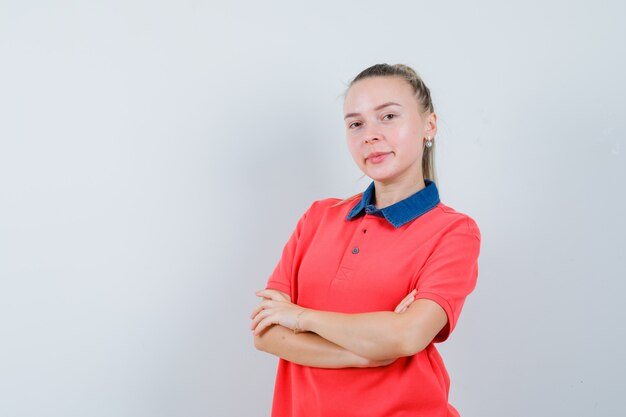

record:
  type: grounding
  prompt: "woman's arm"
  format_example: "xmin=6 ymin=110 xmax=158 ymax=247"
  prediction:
xmin=251 ymin=289 xmax=417 ymax=367
xmin=251 ymin=291 xmax=446 ymax=361
xmin=300 ymin=299 xmax=447 ymax=360
xmin=252 ymin=220 xmax=480 ymax=360
xmin=254 ymin=325 xmax=394 ymax=368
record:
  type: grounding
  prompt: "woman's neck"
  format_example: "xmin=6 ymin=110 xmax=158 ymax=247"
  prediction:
xmin=373 ymin=176 xmax=426 ymax=209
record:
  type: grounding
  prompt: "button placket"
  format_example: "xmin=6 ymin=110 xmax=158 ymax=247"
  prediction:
xmin=332 ymin=216 xmax=375 ymax=282
xmin=345 ymin=216 xmax=376 ymax=260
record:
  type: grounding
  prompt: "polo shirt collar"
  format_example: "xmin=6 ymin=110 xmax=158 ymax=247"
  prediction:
xmin=346 ymin=179 xmax=440 ymax=228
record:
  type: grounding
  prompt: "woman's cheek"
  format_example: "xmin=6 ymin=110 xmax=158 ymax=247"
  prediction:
xmin=347 ymin=142 xmax=362 ymax=166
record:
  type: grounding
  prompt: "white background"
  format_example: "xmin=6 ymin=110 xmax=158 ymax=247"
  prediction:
xmin=1 ymin=1 xmax=625 ymax=416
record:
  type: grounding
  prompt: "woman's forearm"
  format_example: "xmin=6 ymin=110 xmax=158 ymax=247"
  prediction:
xmin=253 ymin=324 xmax=394 ymax=368
xmin=300 ymin=310 xmax=408 ymax=361
xmin=251 ymin=288 xmax=439 ymax=363
xmin=298 ymin=299 xmax=447 ymax=361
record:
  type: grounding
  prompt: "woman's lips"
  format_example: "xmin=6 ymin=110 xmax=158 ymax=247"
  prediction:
xmin=366 ymin=152 xmax=392 ymax=164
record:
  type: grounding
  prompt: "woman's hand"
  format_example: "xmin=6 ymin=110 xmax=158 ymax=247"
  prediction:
xmin=250 ymin=289 xmax=308 ymax=336
xmin=255 ymin=288 xmax=291 ymax=303
xmin=394 ymin=289 xmax=417 ymax=313
xmin=251 ymin=288 xmax=416 ymax=336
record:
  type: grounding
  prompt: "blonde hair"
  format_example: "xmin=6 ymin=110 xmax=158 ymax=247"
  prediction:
xmin=334 ymin=63 xmax=438 ymax=206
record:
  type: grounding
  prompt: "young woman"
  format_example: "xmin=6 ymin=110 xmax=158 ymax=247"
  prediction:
xmin=250 ymin=63 xmax=481 ymax=417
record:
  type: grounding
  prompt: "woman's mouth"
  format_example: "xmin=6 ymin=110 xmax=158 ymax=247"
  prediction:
xmin=366 ymin=152 xmax=392 ymax=164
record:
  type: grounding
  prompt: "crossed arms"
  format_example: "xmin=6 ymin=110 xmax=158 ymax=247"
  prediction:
xmin=250 ymin=288 xmax=447 ymax=369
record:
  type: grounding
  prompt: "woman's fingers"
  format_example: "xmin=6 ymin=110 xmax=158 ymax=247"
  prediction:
xmin=250 ymin=299 xmax=274 ymax=319
xmin=394 ymin=295 xmax=412 ymax=313
xmin=256 ymin=289 xmax=289 ymax=302
xmin=250 ymin=308 xmax=271 ymax=331
xmin=395 ymin=304 xmax=407 ymax=314
xmin=250 ymin=302 xmax=265 ymax=319
xmin=250 ymin=299 xmax=304 ymax=334
xmin=250 ymin=300 xmax=285 ymax=332
xmin=394 ymin=289 xmax=417 ymax=313
xmin=253 ymin=315 xmax=277 ymax=335
xmin=400 ymin=290 xmax=417 ymax=312
xmin=251 ymin=290 xmax=291 ymax=321
xmin=251 ymin=304 xmax=281 ymax=332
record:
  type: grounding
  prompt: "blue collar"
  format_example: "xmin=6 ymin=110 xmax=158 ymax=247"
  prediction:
xmin=346 ymin=179 xmax=440 ymax=228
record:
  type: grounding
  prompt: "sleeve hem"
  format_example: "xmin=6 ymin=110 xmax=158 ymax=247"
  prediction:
xmin=413 ymin=291 xmax=455 ymax=343
xmin=266 ymin=280 xmax=291 ymax=296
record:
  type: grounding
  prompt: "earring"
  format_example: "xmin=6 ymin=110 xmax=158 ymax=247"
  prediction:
xmin=425 ymin=136 xmax=433 ymax=148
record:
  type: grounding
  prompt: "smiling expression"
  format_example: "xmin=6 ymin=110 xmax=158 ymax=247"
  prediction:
xmin=343 ymin=76 xmax=433 ymax=186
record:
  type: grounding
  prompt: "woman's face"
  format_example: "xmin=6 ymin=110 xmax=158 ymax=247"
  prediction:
xmin=343 ymin=76 xmax=434 ymax=186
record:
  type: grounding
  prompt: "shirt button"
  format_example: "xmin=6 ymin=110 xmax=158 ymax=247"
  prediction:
xmin=352 ymin=247 xmax=360 ymax=254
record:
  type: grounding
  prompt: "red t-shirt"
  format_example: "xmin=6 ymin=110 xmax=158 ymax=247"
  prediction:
xmin=265 ymin=182 xmax=481 ymax=417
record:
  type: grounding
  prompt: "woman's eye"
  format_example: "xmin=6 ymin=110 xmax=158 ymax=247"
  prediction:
xmin=383 ymin=114 xmax=395 ymax=121
xmin=348 ymin=121 xmax=361 ymax=129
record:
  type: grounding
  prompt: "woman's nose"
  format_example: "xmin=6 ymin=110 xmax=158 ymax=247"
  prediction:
xmin=362 ymin=125 xmax=381 ymax=144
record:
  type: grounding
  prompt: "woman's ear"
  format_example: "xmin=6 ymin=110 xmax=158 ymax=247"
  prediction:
xmin=424 ymin=112 xmax=438 ymax=137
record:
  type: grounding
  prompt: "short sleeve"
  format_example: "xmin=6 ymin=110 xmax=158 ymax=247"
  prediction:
xmin=265 ymin=203 xmax=314 ymax=299
xmin=413 ymin=215 xmax=481 ymax=343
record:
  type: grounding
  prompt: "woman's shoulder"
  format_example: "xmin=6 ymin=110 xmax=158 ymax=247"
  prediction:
xmin=429 ymin=202 xmax=481 ymax=239
xmin=298 ymin=195 xmax=361 ymax=223
xmin=315 ymin=194 xmax=361 ymax=208
xmin=305 ymin=195 xmax=360 ymax=214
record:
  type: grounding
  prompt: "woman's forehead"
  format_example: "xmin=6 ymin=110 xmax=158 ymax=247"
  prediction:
xmin=344 ymin=76 xmax=416 ymax=113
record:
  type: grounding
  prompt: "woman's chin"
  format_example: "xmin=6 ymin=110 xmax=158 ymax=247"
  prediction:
xmin=365 ymin=172 xmax=397 ymax=184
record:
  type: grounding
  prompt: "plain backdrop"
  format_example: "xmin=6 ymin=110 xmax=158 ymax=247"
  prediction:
xmin=1 ymin=1 xmax=625 ymax=416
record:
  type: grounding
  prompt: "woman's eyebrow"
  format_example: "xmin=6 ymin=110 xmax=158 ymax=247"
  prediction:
xmin=344 ymin=102 xmax=402 ymax=120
